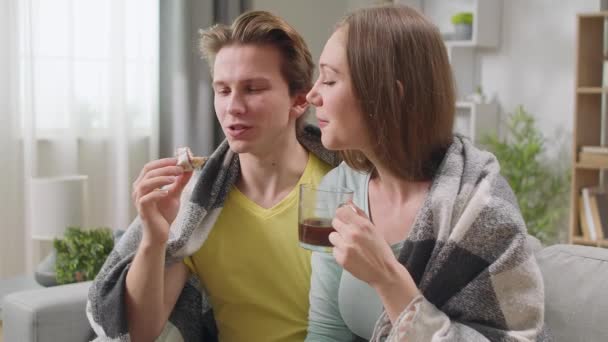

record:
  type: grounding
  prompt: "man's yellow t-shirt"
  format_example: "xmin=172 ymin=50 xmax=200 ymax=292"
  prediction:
xmin=184 ymin=153 xmax=331 ymax=342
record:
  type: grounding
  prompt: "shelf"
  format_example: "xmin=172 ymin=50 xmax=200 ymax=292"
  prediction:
xmin=575 ymin=162 xmax=608 ymax=170
xmin=570 ymin=12 xmax=608 ymax=248
xmin=572 ymin=236 xmax=608 ymax=247
xmin=445 ymin=40 xmax=477 ymax=48
xmin=578 ymin=12 xmax=608 ymax=18
xmin=455 ymin=101 xmax=496 ymax=110
xmin=577 ymin=87 xmax=608 ymax=94
xmin=453 ymin=102 xmax=498 ymax=143
xmin=409 ymin=0 xmax=501 ymax=143
xmin=455 ymin=101 xmax=473 ymax=109
xmin=413 ymin=0 xmax=501 ymax=48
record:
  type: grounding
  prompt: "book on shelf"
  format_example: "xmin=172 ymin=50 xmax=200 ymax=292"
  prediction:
xmin=579 ymin=151 xmax=608 ymax=165
xmin=581 ymin=188 xmax=598 ymax=240
xmin=581 ymin=146 xmax=608 ymax=154
xmin=590 ymin=194 xmax=605 ymax=240
xmin=579 ymin=195 xmax=591 ymax=240
xmin=594 ymin=191 xmax=608 ymax=239
xmin=604 ymin=56 xmax=608 ymax=89
xmin=579 ymin=187 xmax=608 ymax=241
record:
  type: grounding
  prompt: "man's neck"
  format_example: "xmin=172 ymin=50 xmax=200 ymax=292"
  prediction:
xmin=236 ymin=133 xmax=309 ymax=209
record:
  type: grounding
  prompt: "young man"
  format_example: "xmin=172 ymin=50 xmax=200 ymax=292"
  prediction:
xmin=87 ymin=11 xmax=337 ymax=341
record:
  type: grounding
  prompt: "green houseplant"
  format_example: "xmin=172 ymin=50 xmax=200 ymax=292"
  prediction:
xmin=451 ymin=12 xmax=473 ymax=40
xmin=53 ymin=227 xmax=114 ymax=284
xmin=451 ymin=12 xmax=473 ymax=25
xmin=481 ymin=106 xmax=569 ymax=244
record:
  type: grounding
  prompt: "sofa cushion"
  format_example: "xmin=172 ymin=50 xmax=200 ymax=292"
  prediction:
xmin=536 ymin=244 xmax=608 ymax=342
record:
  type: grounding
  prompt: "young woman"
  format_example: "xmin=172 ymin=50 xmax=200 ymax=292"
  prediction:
xmin=305 ymin=5 xmax=547 ymax=341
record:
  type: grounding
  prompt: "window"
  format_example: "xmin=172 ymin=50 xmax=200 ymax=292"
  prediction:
xmin=18 ymin=0 xmax=158 ymax=135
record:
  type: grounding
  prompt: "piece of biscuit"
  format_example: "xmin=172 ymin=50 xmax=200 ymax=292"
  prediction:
xmin=176 ymin=147 xmax=208 ymax=171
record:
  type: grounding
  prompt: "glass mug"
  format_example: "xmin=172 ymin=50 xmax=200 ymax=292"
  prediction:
xmin=298 ymin=184 xmax=354 ymax=252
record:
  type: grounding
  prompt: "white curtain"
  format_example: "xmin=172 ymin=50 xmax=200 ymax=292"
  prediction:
xmin=0 ymin=0 xmax=24 ymax=277
xmin=0 ymin=0 xmax=159 ymax=276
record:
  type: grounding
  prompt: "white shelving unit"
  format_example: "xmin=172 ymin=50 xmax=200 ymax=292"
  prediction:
xmin=396 ymin=0 xmax=502 ymax=143
xmin=454 ymin=101 xmax=499 ymax=142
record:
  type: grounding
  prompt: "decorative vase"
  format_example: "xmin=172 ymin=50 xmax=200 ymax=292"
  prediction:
xmin=453 ymin=23 xmax=472 ymax=40
xmin=35 ymin=249 xmax=58 ymax=287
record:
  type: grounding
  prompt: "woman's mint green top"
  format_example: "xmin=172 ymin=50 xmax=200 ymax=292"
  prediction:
xmin=306 ymin=162 xmax=404 ymax=341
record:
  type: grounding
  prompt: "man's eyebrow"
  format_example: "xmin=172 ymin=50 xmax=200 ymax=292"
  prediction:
xmin=244 ymin=77 xmax=271 ymax=83
xmin=212 ymin=77 xmax=271 ymax=87
xmin=320 ymin=63 xmax=340 ymax=74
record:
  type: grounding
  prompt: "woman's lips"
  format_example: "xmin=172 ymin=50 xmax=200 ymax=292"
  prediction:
xmin=317 ymin=119 xmax=329 ymax=128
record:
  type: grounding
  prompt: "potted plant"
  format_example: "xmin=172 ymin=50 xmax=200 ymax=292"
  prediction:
xmin=451 ymin=12 xmax=473 ymax=40
xmin=481 ymin=106 xmax=570 ymax=244
xmin=53 ymin=227 xmax=114 ymax=284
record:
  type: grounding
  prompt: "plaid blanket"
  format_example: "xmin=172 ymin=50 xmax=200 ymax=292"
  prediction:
xmin=370 ymin=136 xmax=549 ymax=341
xmin=86 ymin=125 xmax=339 ymax=341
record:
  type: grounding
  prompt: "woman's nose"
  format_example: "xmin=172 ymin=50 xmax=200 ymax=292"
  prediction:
xmin=306 ymin=85 xmax=322 ymax=107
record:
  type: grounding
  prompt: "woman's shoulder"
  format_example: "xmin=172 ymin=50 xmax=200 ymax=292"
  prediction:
xmin=320 ymin=161 xmax=370 ymax=191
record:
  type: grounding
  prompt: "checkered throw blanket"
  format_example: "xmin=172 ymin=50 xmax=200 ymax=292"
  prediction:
xmin=85 ymin=125 xmax=339 ymax=341
xmin=370 ymin=136 xmax=549 ymax=341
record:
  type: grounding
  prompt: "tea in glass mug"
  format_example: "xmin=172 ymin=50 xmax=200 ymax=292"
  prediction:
xmin=298 ymin=184 xmax=354 ymax=252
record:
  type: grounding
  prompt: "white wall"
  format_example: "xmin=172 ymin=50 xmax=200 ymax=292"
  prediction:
xmin=250 ymin=0 xmax=386 ymax=124
xmin=250 ymin=0 xmax=345 ymax=64
xmin=250 ymin=0 xmax=389 ymax=66
xmin=480 ymin=0 xmax=599 ymax=160
xmin=250 ymin=1 xmax=600 ymax=161
xmin=399 ymin=0 xmax=600 ymax=158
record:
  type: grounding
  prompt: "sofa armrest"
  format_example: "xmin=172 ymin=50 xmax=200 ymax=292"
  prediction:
xmin=3 ymin=281 xmax=93 ymax=342
xmin=537 ymin=244 xmax=608 ymax=342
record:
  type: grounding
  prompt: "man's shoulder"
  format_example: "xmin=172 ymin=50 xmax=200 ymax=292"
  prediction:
xmin=298 ymin=124 xmax=341 ymax=167
xmin=308 ymin=152 xmax=334 ymax=174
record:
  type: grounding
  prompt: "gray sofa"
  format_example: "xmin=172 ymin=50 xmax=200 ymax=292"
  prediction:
xmin=2 ymin=281 xmax=93 ymax=341
xmin=3 ymin=242 xmax=608 ymax=341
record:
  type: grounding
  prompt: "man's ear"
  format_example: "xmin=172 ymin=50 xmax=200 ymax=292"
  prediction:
xmin=290 ymin=93 xmax=309 ymax=119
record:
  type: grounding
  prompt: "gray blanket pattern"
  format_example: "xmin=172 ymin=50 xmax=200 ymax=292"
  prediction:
xmin=370 ymin=136 xmax=549 ymax=341
xmin=86 ymin=125 xmax=339 ymax=341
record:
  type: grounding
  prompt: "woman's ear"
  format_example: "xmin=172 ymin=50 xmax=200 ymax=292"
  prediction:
xmin=290 ymin=93 xmax=309 ymax=119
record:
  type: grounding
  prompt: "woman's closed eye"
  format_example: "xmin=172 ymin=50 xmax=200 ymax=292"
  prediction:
xmin=322 ymin=81 xmax=336 ymax=86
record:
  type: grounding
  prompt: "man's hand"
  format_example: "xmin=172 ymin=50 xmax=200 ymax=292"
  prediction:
xmin=131 ymin=158 xmax=193 ymax=245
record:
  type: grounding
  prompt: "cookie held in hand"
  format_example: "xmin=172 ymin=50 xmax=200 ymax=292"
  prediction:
xmin=176 ymin=147 xmax=207 ymax=171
